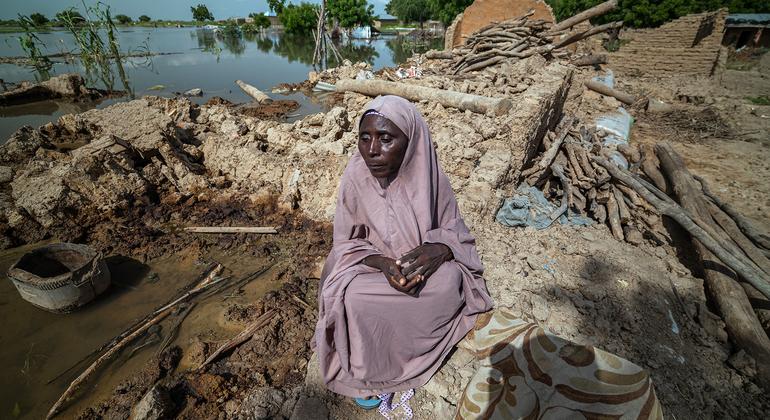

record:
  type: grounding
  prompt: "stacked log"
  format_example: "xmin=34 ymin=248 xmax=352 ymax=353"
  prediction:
xmin=443 ymin=1 xmax=622 ymax=75
xmin=520 ymin=117 xmax=662 ymax=246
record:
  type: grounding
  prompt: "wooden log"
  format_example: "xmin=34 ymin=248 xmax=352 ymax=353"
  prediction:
xmin=425 ymin=50 xmax=454 ymax=59
xmin=521 ymin=117 xmax=575 ymax=177
xmin=653 ymin=144 xmax=770 ymax=388
xmin=591 ymin=154 xmax=770 ymax=297
xmin=554 ymin=21 xmax=624 ymax=49
xmin=696 ymin=175 xmax=770 ymax=251
xmin=617 ymin=143 xmax=641 ymax=164
xmin=606 ymin=189 xmax=625 ymax=240
xmin=571 ymin=54 xmax=608 ymax=66
xmin=612 ymin=184 xmax=631 ymax=224
xmin=549 ymin=163 xmax=571 ymax=223
xmin=594 ymin=202 xmax=607 ymax=224
xmin=640 ymin=144 xmax=668 ymax=193
xmin=550 ymin=0 xmax=618 ymax=32
xmin=584 ymin=79 xmax=637 ymax=105
xmin=198 ymin=309 xmax=276 ymax=369
xmin=335 ymin=79 xmax=513 ymax=116
xmin=706 ymin=200 xmax=770 ymax=276
xmin=236 ymin=80 xmax=273 ymax=104
xmin=185 ymin=226 xmax=278 ymax=234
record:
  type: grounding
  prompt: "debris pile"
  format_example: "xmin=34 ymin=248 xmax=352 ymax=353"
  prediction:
xmin=0 ymin=73 xmax=117 ymax=106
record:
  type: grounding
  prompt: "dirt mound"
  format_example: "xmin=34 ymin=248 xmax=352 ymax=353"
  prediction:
xmin=237 ymin=100 xmax=300 ymax=119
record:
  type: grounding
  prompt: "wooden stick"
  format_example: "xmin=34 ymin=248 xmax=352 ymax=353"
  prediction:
xmin=584 ymin=79 xmax=637 ymax=105
xmin=606 ymin=187 xmax=624 ymax=240
xmin=594 ymin=202 xmax=607 ymax=224
xmin=549 ymin=163 xmax=571 ymax=224
xmin=612 ymin=184 xmax=631 ymax=224
xmin=522 ymin=117 xmax=575 ymax=178
xmin=158 ymin=302 xmax=196 ymax=355
xmin=550 ymin=0 xmax=618 ymax=32
xmin=335 ymin=79 xmax=513 ymax=116
xmin=425 ymin=50 xmax=454 ymax=59
xmin=198 ymin=309 xmax=276 ymax=369
xmin=46 ymin=265 xmax=225 ymax=419
xmin=640 ymin=144 xmax=668 ymax=193
xmin=184 ymin=226 xmax=278 ymax=234
xmin=554 ymin=21 xmax=624 ymax=49
xmin=235 ymin=80 xmax=273 ymax=104
xmin=695 ymin=175 xmax=770 ymax=251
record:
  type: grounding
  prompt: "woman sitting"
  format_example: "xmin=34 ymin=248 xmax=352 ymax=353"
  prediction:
xmin=314 ymin=95 xmax=494 ymax=409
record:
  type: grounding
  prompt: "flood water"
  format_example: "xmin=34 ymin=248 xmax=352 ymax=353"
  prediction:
xmin=0 ymin=27 xmax=441 ymax=419
xmin=0 ymin=27 xmax=442 ymax=141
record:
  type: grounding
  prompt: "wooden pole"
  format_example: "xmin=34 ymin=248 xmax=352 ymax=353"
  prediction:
xmin=184 ymin=226 xmax=278 ymax=234
xmin=550 ymin=0 xmax=618 ymax=32
xmin=584 ymin=79 xmax=637 ymax=105
xmin=334 ymin=79 xmax=513 ymax=116
xmin=554 ymin=21 xmax=624 ymax=49
xmin=235 ymin=80 xmax=273 ymax=104
xmin=197 ymin=309 xmax=276 ymax=369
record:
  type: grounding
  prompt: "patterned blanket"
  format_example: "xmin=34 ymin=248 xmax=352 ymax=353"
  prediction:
xmin=456 ymin=309 xmax=663 ymax=419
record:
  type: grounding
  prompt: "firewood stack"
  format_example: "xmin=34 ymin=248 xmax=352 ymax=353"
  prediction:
xmin=434 ymin=0 xmax=623 ymax=75
xmin=520 ymin=117 xmax=664 ymax=245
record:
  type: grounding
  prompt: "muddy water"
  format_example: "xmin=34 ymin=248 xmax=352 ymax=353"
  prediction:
xmin=0 ymin=28 xmax=443 ymax=141
xmin=0 ymin=243 xmax=282 ymax=419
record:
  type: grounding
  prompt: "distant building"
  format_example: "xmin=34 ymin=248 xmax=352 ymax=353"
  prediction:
xmin=723 ymin=14 xmax=770 ymax=48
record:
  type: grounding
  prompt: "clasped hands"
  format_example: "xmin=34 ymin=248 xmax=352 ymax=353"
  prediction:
xmin=364 ymin=243 xmax=453 ymax=296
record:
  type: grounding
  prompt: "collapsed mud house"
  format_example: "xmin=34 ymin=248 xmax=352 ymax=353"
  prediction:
xmin=0 ymin=0 xmax=768 ymax=419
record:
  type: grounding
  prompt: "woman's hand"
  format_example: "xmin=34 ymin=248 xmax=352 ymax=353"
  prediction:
xmin=397 ymin=243 xmax=453 ymax=286
xmin=363 ymin=255 xmax=422 ymax=296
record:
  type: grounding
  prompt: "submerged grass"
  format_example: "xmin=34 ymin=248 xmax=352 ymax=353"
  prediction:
xmin=746 ymin=95 xmax=770 ymax=106
xmin=15 ymin=15 xmax=53 ymax=81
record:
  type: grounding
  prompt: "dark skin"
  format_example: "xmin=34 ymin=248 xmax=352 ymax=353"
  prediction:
xmin=358 ymin=113 xmax=453 ymax=296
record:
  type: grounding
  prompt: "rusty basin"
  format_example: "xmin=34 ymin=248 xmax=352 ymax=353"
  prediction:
xmin=7 ymin=243 xmax=111 ymax=313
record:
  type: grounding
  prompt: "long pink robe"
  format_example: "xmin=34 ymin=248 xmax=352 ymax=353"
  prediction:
xmin=313 ymin=95 xmax=494 ymax=397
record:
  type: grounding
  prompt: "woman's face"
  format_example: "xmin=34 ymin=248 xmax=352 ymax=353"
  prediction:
xmin=358 ymin=114 xmax=408 ymax=180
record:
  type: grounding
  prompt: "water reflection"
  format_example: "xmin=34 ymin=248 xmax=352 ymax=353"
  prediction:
xmin=386 ymin=37 xmax=445 ymax=64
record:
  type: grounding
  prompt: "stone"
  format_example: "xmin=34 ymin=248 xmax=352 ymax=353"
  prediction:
xmin=183 ymin=88 xmax=203 ymax=97
xmin=0 ymin=166 xmax=13 ymax=183
xmin=290 ymin=396 xmax=328 ymax=420
xmin=0 ymin=126 xmax=50 ymax=163
xmin=237 ymin=387 xmax=285 ymax=419
xmin=304 ymin=352 xmax=325 ymax=394
xmin=531 ymin=294 xmax=550 ymax=322
xmin=129 ymin=385 xmax=174 ymax=420
xmin=697 ymin=302 xmax=728 ymax=343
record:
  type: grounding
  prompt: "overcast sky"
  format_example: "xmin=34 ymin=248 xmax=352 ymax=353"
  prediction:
xmin=2 ymin=0 xmax=393 ymax=21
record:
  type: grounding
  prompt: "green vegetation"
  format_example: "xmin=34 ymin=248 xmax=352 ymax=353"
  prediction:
xmin=279 ymin=2 xmax=319 ymax=35
xmin=191 ymin=4 xmax=214 ymax=21
xmin=427 ymin=0 xmax=473 ymax=26
xmin=16 ymin=15 xmax=52 ymax=80
xmin=268 ymin=0 xmax=286 ymax=15
xmin=386 ymin=0 xmax=432 ymax=28
xmin=249 ymin=12 xmax=272 ymax=30
xmin=545 ymin=0 xmax=770 ymax=28
xmin=115 ymin=14 xmax=132 ymax=24
xmin=56 ymin=9 xmax=85 ymax=24
xmin=746 ymin=95 xmax=770 ymax=106
xmin=138 ymin=15 xmax=152 ymax=23
xmin=29 ymin=13 xmax=49 ymax=26
xmin=327 ymin=0 xmax=376 ymax=32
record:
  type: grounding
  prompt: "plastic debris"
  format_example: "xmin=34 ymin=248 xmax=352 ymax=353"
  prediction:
xmin=395 ymin=66 xmax=422 ymax=79
xmin=596 ymin=107 xmax=634 ymax=146
xmin=496 ymin=185 xmax=594 ymax=229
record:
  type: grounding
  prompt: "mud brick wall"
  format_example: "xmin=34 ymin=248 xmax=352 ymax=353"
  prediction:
xmin=446 ymin=0 xmax=554 ymax=49
xmin=609 ymin=9 xmax=728 ymax=77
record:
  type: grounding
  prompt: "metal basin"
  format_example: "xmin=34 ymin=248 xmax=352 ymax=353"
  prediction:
xmin=7 ymin=243 xmax=111 ymax=313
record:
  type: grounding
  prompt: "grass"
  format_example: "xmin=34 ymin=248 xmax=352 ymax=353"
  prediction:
xmin=0 ymin=21 xmax=204 ymax=33
xmin=746 ymin=95 xmax=770 ymax=106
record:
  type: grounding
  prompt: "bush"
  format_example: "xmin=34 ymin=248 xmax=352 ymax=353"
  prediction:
xmin=279 ymin=2 xmax=318 ymax=34
xmin=138 ymin=15 xmax=151 ymax=23
xmin=191 ymin=4 xmax=214 ymax=21
xmin=249 ymin=12 xmax=271 ymax=29
xmin=115 ymin=14 xmax=132 ymax=24
xmin=327 ymin=0 xmax=375 ymax=30
xmin=55 ymin=9 xmax=85 ymax=25
xmin=30 ymin=13 xmax=49 ymax=26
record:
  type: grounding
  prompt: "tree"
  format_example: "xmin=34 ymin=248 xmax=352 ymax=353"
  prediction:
xmin=191 ymin=4 xmax=214 ymax=21
xmin=327 ymin=0 xmax=375 ymax=30
xmin=279 ymin=2 xmax=318 ymax=34
xmin=55 ymin=9 xmax=85 ymax=24
xmin=249 ymin=12 xmax=272 ymax=30
xmin=268 ymin=0 xmax=286 ymax=15
xmin=386 ymin=0 xmax=432 ymax=28
xmin=138 ymin=15 xmax=151 ymax=23
xmin=115 ymin=14 xmax=132 ymax=24
xmin=29 ymin=13 xmax=49 ymax=26
xmin=427 ymin=0 xmax=473 ymax=26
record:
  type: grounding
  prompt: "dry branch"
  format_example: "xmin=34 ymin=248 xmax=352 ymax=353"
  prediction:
xmin=236 ymin=80 xmax=272 ymax=104
xmin=585 ymin=79 xmax=637 ymax=105
xmin=198 ymin=309 xmax=277 ymax=369
xmin=185 ymin=226 xmax=279 ymax=234
xmin=550 ymin=0 xmax=618 ymax=32
xmin=571 ymin=54 xmax=608 ymax=66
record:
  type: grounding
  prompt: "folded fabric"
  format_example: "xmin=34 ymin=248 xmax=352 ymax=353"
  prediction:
xmin=457 ymin=309 xmax=663 ymax=419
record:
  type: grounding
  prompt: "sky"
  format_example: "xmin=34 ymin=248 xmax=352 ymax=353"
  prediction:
xmin=1 ymin=0 xmax=393 ymax=21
